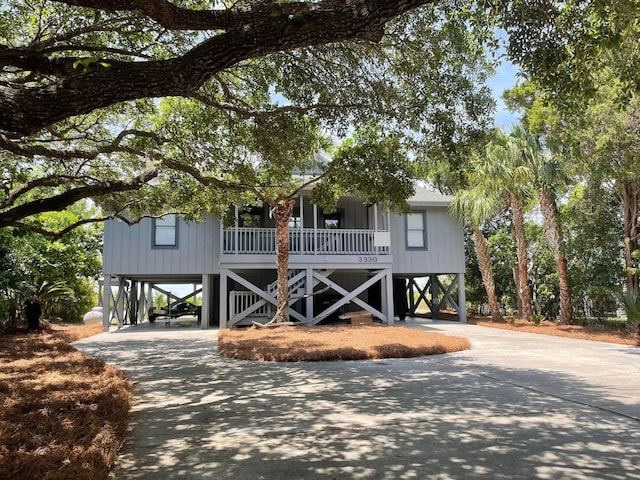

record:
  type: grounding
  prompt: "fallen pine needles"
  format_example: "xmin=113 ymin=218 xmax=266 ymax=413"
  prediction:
xmin=218 ymin=324 xmax=471 ymax=362
xmin=0 ymin=324 xmax=133 ymax=480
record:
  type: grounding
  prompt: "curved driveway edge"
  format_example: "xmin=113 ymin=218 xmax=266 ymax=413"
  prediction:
xmin=74 ymin=319 xmax=640 ymax=480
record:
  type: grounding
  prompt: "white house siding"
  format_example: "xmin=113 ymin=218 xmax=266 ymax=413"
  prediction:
xmin=390 ymin=206 xmax=465 ymax=275
xmin=102 ymin=214 xmax=220 ymax=276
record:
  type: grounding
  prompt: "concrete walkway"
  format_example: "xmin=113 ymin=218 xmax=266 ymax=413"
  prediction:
xmin=74 ymin=319 xmax=640 ymax=480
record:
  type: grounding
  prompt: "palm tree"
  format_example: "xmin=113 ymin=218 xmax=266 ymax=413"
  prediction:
xmin=512 ymin=126 xmax=574 ymax=325
xmin=450 ymin=186 xmax=504 ymax=322
xmin=480 ymin=134 xmax=535 ymax=321
xmin=23 ymin=280 xmax=76 ymax=330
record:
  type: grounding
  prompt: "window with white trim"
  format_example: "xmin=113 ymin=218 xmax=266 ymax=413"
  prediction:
xmin=153 ymin=214 xmax=178 ymax=247
xmin=406 ymin=212 xmax=427 ymax=249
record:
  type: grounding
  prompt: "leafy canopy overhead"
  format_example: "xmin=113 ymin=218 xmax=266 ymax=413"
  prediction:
xmin=0 ymin=0 xmax=494 ymax=135
xmin=0 ymin=0 xmax=496 ymax=233
xmin=501 ymin=0 xmax=640 ymax=102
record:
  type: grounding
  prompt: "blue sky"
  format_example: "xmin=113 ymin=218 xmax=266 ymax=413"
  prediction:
xmin=488 ymin=57 xmax=521 ymax=130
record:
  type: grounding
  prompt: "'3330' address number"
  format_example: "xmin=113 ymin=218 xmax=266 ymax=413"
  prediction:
xmin=357 ymin=256 xmax=378 ymax=263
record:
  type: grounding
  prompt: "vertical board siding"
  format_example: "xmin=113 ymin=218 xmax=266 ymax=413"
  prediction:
xmin=390 ymin=207 xmax=465 ymax=274
xmin=103 ymin=214 xmax=220 ymax=275
xmin=339 ymin=198 xmax=368 ymax=229
xmin=103 ymin=205 xmax=464 ymax=277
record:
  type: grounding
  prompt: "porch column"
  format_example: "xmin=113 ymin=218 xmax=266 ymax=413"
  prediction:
xmin=219 ymin=216 xmax=224 ymax=255
xmin=313 ymin=203 xmax=318 ymax=255
xmin=305 ymin=267 xmax=314 ymax=322
xmin=219 ymin=268 xmax=228 ymax=329
xmin=407 ymin=278 xmax=415 ymax=315
xmin=102 ymin=275 xmax=112 ymax=332
xmin=128 ymin=281 xmax=138 ymax=325
xmin=137 ymin=282 xmax=146 ymax=324
xmin=457 ymin=273 xmax=467 ymax=323
xmin=234 ymin=207 xmax=239 ymax=255
xmin=374 ymin=204 xmax=379 ymax=230
xmin=299 ymin=193 xmax=304 ymax=254
xmin=201 ymin=274 xmax=211 ymax=329
xmin=383 ymin=268 xmax=394 ymax=325
xmin=374 ymin=204 xmax=379 ymax=255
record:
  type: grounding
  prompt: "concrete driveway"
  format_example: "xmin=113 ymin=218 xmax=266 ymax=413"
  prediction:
xmin=74 ymin=319 xmax=640 ymax=480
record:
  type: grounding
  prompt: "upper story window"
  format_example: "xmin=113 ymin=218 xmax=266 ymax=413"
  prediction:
xmin=406 ymin=211 xmax=427 ymax=249
xmin=153 ymin=214 xmax=178 ymax=247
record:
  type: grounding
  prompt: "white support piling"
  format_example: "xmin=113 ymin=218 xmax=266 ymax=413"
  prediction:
xmin=102 ymin=275 xmax=112 ymax=332
xmin=457 ymin=273 xmax=467 ymax=323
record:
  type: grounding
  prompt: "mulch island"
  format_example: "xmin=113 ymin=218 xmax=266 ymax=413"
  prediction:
xmin=218 ymin=324 xmax=471 ymax=361
xmin=0 ymin=323 xmax=133 ymax=480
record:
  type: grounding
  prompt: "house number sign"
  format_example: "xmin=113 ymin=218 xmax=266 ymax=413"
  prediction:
xmin=357 ymin=256 xmax=379 ymax=263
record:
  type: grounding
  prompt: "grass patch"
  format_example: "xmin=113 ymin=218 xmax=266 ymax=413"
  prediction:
xmin=218 ymin=324 xmax=471 ymax=362
xmin=0 ymin=323 xmax=133 ymax=480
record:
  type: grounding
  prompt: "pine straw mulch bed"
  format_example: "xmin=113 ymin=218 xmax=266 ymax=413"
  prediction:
xmin=218 ymin=324 xmax=471 ymax=362
xmin=0 ymin=323 xmax=133 ymax=480
xmin=466 ymin=316 xmax=640 ymax=346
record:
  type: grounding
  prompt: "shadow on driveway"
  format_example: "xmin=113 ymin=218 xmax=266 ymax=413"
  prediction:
xmin=74 ymin=321 xmax=640 ymax=480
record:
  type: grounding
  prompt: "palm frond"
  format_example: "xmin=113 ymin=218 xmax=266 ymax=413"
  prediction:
xmin=620 ymin=289 xmax=640 ymax=326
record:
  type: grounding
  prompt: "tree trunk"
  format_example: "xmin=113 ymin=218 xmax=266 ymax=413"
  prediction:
xmin=512 ymin=266 xmax=523 ymax=317
xmin=620 ymin=179 xmax=640 ymax=294
xmin=25 ymin=298 xmax=42 ymax=331
xmin=473 ymin=227 xmax=503 ymax=322
xmin=510 ymin=192 xmax=533 ymax=321
xmin=539 ymin=188 xmax=573 ymax=324
xmin=272 ymin=200 xmax=295 ymax=324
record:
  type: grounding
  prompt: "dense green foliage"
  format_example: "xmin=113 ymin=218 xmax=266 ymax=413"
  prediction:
xmin=0 ymin=205 xmax=102 ymax=327
xmin=0 ymin=0 xmax=497 ymax=323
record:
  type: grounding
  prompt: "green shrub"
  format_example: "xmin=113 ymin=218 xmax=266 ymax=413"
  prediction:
xmin=620 ymin=290 xmax=640 ymax=333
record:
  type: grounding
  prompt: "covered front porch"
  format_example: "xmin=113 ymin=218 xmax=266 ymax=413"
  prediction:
xmin=223 ymin=227 xmax=391 ymax=256
xmin=222 ymin=195 xmax=392 ymax=258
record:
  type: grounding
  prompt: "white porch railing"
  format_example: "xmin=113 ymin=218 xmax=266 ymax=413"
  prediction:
xmin=223 ymin=228 xmax=389 ymax=255
xmin=229 ymin=291 xmax=270 ymax=326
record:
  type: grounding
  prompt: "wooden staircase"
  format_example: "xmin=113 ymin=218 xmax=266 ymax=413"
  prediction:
xmin=228 ymin=269 xmax=334 ymax=327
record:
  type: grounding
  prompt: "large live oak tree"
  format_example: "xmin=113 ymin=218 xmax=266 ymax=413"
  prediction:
xmin=1 ymin=0 xmax=434 ymax=136
xmin=1 ymin=0 xmax=494 ymax=237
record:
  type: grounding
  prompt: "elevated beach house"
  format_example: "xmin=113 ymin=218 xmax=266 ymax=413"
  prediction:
xmin=100 ymin=186 xmax=466 ymax=329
